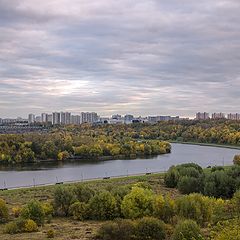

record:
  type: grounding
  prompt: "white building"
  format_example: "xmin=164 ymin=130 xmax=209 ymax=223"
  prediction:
xmin=28 ymin=114 xmax=35 ymax=124
xmin=81 ymin=112 xmax=98 ymax=124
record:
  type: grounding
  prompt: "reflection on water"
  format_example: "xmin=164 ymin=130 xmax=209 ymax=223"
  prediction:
xmin=0 ymin=143 xmax=239 ymax=189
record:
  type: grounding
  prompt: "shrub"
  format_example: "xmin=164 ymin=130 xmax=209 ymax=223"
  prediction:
xmin=88 ymin=191 xmax=117 ymax=220
xmin=4 ymin=221 xmax=19 ymax=234
xmin=204 ymin=170 xmax=235 ymax=198
xmin=73 ymin=184 xmax=95 ymax=203
xmin=233 ymin=155 xmax=240 ymax=165
xmin=53 ymin=186 xmax=75 ymax=216
xmin=121 ymin=187 xmax=154 ymax=219
xmin=153 ymin=194 xmax=175 ymax=223
xmin=4 ymin=218 xmax=27 ymax=234
xmin=0 ymin=198 xmax=9 ymax=223
xmin=20 ymin=200 xmax=45 ymax=226
xmin=176 ymin=193 xmax=212 ymax=226
xmin=177 ymin=176 xmax=203 ymax=194
xmin=97 ymin=219 xmax=135 ymax=240
xmin=164 ymin=166 xmax=179 ymax=188
xmin=24 ymin=219 xmax=38 ymax=232
xmin=12 ymin=206 xmax=21 ymax=218
xmin=47 ymin=229 xmax=55 ymax=238
xmin=232 ymin=190 xmax=240 ymax=217
xmin=172 ymin=220 xmax=204 ymax=240
xmin=135 ymin=217 xmax=166 ymax=240
xmin=69 ymin=201 xmax=88 ymax=220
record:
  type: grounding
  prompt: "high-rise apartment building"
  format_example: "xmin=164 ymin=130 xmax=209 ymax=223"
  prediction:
xmin=28 ymin=114 xmax=35 ymax=124
xmin=196 ymin=112 xmax=210 ymax=120
xmin=52 ymin=112 xmax=61 ymax=125
xmin=71 ymin=115 xmax=81 ymax=125
xmin=212 ymin=113 xmax=225 ymax=119
xmin=227 ymin=113 xmax=240 ymax=120
xmin=81 ymin=112 xmax=98 ymax=123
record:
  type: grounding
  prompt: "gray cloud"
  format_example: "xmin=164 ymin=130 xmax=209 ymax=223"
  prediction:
xmin=0 ymin=0 xmax=240 ymax=118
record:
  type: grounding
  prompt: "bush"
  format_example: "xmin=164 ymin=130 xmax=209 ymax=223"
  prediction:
xmin=177 ymin=176 xmax=203 ymax=194
xmin=135 ymin=217 xmax=166 ymax=240
xmin=97 ymin=219 xmax=135 ymax=240
xmin=88 ymin=191 xmax=117 ymax=220
xmin=4 ymin=221 xmax=19 ymax=234
xmin=233 ymin=155 xmax=240 ymax=165
xmin=121 ymin=187 xmax=154 ymax=219
xmin=4 ymin=218 xmax=27 ymax=234
xmin=69 ymin=201 xmax=88 ymax=220
xmin=20 ymin=200 xmax=45 ymax=226
xmin=0 ymin=198 xmax=9 ymax=223
xmin=176 ymin=193 xmax=212 ymax=226
xmin=73 ymin=184 xmax=95 ymax=203
xmin=12 ymin=206 xmax=21 ymax=218
xmin=24 ymin=219 xmax=38 ymax=232
xmin=47 ymin=229 xmax=55 ymax=238
xmin=204 ymin=170 xmax=235 ymax=198
xmin=153 ymin=194 xmax=175 ymax=223
xmin=164 ymin=166 xmax=179 ymax=188
xmin=232 ymin=190 xmax=240 ymax=217
xmin=54 ymin=186 xmax=75 ymax=216
xmin=172 ymin=220 xmax=204 ymax=240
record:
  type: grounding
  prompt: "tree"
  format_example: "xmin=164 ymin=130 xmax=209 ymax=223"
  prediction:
xmin=88 ymin=191 xmax=117 ymax=220
xmin=233 ymin=155 xmax=240 ymax=165
xmin=121 ymin=187 xmax=154 ymax=219
xmin=53 ymin=186 xmax=75 ymax=216
xmin=176 ymin=193 xmax=212 ymax=226
xmin=164 ymin=166 xmax=180 ymax=188
xmin=20 ymin=200 xmax=45 ymax=226
xmin=153 ymin=194 xmax=175 ymax=223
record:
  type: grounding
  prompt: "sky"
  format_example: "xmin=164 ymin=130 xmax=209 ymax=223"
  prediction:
xmin=0 ymin=0 xmax=240 ymax=118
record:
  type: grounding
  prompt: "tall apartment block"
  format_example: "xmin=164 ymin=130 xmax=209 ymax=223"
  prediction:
xmin=212 ymin=112 xmax=225 ymax=119
xmin=81 ymin=112 xmax=98 ymax=123
xmin=196 ymin=112 xmax=210 ymax=120
xmin=227 ymin=113 xmax=240 ymax=120
xmin=28 ymin=114 xmax=35 ymax=124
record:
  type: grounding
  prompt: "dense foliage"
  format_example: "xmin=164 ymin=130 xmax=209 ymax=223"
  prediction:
xmin=164 ymin=163 xmax=240 ymax=199
xmin=0 ymin=119 xmax=239 ymax=164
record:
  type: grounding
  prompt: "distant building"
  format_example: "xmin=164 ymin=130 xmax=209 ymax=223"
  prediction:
xmin=41 ymin=113 xmax=47 ymax=123
xmin=28 ymin=114 xmax=35 ymax=124
xmin=35 ymin=116 xmax=42 ymax=123
xmin=71 ymin=115 xmax=81 ymax=125
xmin=60 ymin=112 xmax=71 ymax=125
xmin=46 ymin=114 xmax=53 ymax=123
xmin=148 ymin=115 xmax=179 ymax=123
xmin=81 ymin=112 xmax=98 ymax=123
xmin=124 ymin=114 xmax=134 ymax=124
xmin=212 ymin=112 xmax=225 ymax=119
xmin=52 ymin=112 xmax=61 ymax=125
xmin=227 ymin=113 xmax=240 ymax=120
xmin=112 ymin=114 xmax=122 ymax=120
xmin=196 ymin=112 xmax=209 ymax=120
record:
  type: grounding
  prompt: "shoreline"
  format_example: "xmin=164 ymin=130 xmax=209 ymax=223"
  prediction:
xmin=170 ymin=141 xmax=240 ymax=150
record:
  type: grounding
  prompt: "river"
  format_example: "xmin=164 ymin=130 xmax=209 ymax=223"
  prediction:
xmin=0 ymin=143 xmax=239 ymax=189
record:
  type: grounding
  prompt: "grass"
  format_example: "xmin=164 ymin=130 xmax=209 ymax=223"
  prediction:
xmin=0 ymin=173 xmax=180 ymax=240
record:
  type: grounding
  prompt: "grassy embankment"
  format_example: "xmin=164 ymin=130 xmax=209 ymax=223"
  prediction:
xmin=0 ymin=173 xmax=179 ymax=240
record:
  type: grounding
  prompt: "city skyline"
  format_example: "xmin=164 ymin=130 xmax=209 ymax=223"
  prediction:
xmin=1 ymin=1 xmax=240 ymax=117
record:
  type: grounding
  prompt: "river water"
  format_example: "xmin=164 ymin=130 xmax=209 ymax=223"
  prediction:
xmin=0 ymin=143 xmax=239 ymax=189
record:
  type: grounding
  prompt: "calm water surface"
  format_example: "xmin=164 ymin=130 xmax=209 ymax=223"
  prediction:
xmin=0 ymin=143 xmax=239 ymax=189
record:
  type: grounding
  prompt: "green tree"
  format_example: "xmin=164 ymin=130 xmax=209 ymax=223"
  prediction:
xmin=20 ymin=200 xmax=45 ymax=226
xmin=88 ymin=191 xmax=117 ymax=220
xmin=121 ymin=187 xmax=154 ymax=219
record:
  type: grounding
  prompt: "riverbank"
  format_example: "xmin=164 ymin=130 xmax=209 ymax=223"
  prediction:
xmin=170 ymin=141 xmax=240 ymax=150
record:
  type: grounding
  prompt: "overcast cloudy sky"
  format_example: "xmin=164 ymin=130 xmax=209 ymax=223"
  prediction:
xmin=0 ymin=0 xmax=239 ymax=118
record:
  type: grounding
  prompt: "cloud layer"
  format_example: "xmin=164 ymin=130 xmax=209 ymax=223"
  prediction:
xmin=0 ymin=0 xmax=240 ymax=117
